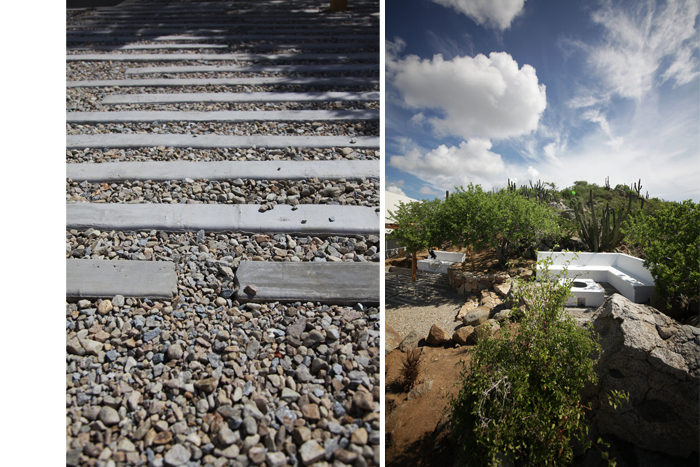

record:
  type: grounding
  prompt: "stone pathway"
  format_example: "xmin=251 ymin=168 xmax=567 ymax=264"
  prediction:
xmin=66 ymin=1 xmax=380 ymax=466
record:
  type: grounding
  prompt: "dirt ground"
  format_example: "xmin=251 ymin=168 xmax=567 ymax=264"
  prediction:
xmin=384 ymin=345 xmax=469 ymax=467
xmin=384 ymin=246 xmax=532 ymax=466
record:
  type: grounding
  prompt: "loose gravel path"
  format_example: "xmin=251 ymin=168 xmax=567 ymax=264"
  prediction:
xmin=66 ymin=1 xmax=380 ymax=466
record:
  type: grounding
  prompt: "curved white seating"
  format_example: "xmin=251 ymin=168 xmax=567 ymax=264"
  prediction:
xmin=538 ymin=252 xmax=655 ymax=303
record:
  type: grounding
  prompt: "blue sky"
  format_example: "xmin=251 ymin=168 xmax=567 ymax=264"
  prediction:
xmin=384 ymin=0 xmax=699 ymax=202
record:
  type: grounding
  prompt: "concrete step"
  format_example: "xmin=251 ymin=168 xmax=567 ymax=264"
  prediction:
xmin=67 ymin=53 xmax=377 ymax=62
xmin=66 ymin=259 xmax=178 ymax=299
xmin=66 ymin=34 xmax=377 ymax=43
xmin=66 ymin=160 xmax=379 ymax=182
xmin=66 ymin=109 xmax=379 ymax=122
xmin=66 ymin=134 xmax=379 ymax=149
xmin=67 ymin=28 xmax=371 ymax=36
xmin=68 ymin=42 xmax=376 ymax=51
xmin=124 ymin=63 xmax=376 ymax=75
xmin=67 ymin=77 xmax=378 ymax=88
xmin=235 ymin=261 xmax=379 ymax=304
xmin=101 ymin=91 xmax=378 ymax=105
xmin=66 ymin=204 xmax=380 ymax=235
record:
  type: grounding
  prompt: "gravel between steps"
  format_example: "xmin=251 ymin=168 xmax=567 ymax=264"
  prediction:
xmin=66 ymin=120 xmax=378 ymax=137
xmin=66 ymin=178 xmax=380 ymax=207
xmin=67 ymin=61 xmax=379 ymax=82
xmin=66 ymin=147 xmax=379 ymax=163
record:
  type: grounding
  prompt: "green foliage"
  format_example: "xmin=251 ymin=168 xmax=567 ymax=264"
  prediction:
xmin=449 ymin=255 xmax=627 ymax=466
xmin=387 ymin=198 xmax=443 ymax=254
xmin=572 ymin=189 xmax=634 ymax=252
xmin=623 ymin=200 xmax=700 ymax=309
xmin=439 ymin=183 xmax=489 ymax=248
xmin=480 ymin=190 xmax=561 ymax=266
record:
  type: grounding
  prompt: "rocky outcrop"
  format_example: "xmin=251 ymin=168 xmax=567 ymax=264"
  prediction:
xmin=585 ymin=294 xmax=699 ymax=457
xmin=385 ymin=324 xmax=402 ymax=355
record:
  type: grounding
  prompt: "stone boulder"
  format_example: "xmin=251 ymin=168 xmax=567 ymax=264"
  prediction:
xmin=473 ymin=319 xmax=500 ymax=342
xmin=480 ymin=290 xmax=502 ymax=309
xmin=585 ymin=294 xmax=699 ymax=457
xmin=452 ymin=326 xmax=475 ymax=346
xmin=385 ymin=324 xmax=402 ymax=355
xmin=398 ymin=330 xmax=421 ymax=353
xmin=493 ymin=280 xmax=512 ymax=297
xmin=455 ymin=296 xmax=479 ymax=322
xmin=462 ymin=306 xmax=491 ymax=327
xmin=426 ymin=324 xmax=450 ymax=346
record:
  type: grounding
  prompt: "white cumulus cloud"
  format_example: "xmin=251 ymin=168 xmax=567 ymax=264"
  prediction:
xmin=386 ymin=183 xmax=407 ymax=197
xmin=429 ymin=0 xmax=526 ymax=30
xmin=419 ymin=186 xmax=439 ymax=195
xmin=388 ymin=50 xmax=546 ymax=140
xmin=389 ymin=139 xmax=505 ymax=191
xmin=527 ymin=166 xmax=539 ymax=178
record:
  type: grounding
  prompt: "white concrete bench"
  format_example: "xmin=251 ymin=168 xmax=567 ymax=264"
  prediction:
xmin=537 ymin=252 xmax=655 ymax=303
xmin=417 ymin=251 xmax=466 ymax=274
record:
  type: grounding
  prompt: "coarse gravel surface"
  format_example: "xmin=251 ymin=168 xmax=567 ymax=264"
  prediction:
xmin=66 ymin=178 xmax=380 ymax=207
xmin=67 ymin=298 xmax=381 ymax=467
xmin=66 ymin=120 xmax=378 ymax=137
xmin=66 ymin=1 xmax=381 ymax=465
xmin=66 ymin=147 xmax=379 ymax=164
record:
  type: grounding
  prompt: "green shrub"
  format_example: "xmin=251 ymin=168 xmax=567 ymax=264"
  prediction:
xmin=623 ymin=199 xmax=699 ymax=310
xmin=449 ymin=255 xmax=627 ymax=466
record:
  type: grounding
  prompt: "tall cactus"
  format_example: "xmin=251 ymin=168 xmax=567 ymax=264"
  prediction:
xmin=573 ymin=189 xmax=634 ymax=252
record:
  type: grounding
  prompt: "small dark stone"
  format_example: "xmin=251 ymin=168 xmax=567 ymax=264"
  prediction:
xmin=244 ymin=284 xmax=258 ymax=296
xmin=143 ymin=328 xmax=161 ymax=342
xmin=221 ymin=289 xmax=236 ymax=299
xmin=105 ymin=350 xmax=119 ymax=362
xmin=66 ymin=449 xmax=82 ymax=466
xmin=152 ymin=353 xmax=165 ymax=364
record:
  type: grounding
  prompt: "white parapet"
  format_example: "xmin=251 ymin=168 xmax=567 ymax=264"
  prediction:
xmin=417 ymin=250 xmax=466 ymax=274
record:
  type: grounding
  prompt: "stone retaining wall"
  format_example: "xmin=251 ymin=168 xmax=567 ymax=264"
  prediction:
xmin=447 ymin=263 xmax=510 ymax=295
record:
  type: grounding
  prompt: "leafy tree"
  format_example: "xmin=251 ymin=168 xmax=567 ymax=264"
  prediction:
xmin=623 ymin=200 xmax=699 ymax=310
xmin=439 ymin=184 xmax=490 ymax=250
xmin=387 ymin=198 xmax=444 ymax=280
xmin=449 ymin=256 xmax=628 ymax=466
xmin=481 ymin=190 xmax=561 ymax=267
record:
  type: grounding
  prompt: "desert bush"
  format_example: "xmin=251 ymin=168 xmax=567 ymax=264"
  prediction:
xmin=449 ymin=255 xmax=628 ymax=466
xmin=399 ymin=348 xmax=422 ymax=392
xmin=623 ymin=199 xmax=699 ymax=311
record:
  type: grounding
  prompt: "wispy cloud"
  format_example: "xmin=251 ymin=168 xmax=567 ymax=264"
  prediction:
xmin=428 ymin=0 xmax=527 ymax=30
xmin=588 ymin=0 xmax=699 ymax=100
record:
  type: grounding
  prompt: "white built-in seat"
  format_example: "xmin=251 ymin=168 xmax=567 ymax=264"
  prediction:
xmin=538 ymin=252 xmax=655 ymax=303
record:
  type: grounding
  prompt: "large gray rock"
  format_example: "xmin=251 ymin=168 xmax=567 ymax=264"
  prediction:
xmin=462 ymin=306 xmax=491 ymax=327
xmin=398 ymin=330 xmax=421 ymax=353
xmin=586 ymin=294 xmax=699 ymax=457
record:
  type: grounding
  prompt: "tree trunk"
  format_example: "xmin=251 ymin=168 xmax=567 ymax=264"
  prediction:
xmin=412 ymin=251 xmax=417 ymax=282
